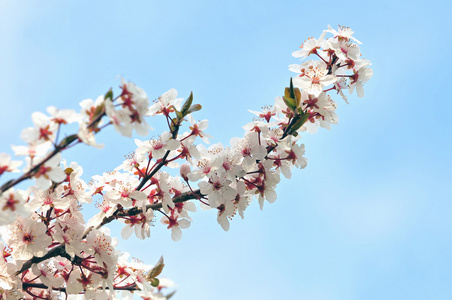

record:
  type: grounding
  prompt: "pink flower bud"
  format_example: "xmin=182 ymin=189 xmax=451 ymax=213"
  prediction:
xmin=180 ymin=164 xmax=191 ymax=181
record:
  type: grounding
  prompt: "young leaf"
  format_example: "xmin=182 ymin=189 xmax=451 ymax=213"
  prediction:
xmin=58 ymin=134 xmax=79 ymax=148
xmin=104 ymin=88 xmax=113 ymax=101
xmin=284 ymin=87 xmax=291 ymax=100
xmin=293 ymin=87 xmax=301 ymax=107
xmin=285 ymin=86 xmax=301 ymax=108
xmin=283 ymin=96 xmax=297 ymax=112
xmin=150 ymin=278 xmax=160 ymax=287
xmin=181 ymin=91 xmax=193 ymax=116
xmin=287 ymin=112 xmax=309 ymax=135
xmin=166 ymin=291 xmax=177 ymax=299
xmin=289 ymin=77 xmax=295 ymax=99
xmin=64 ymin=167 xmax=74 ymax=175
xmin=173 ymin=106 xmax=183 ymax=120
xmin=147 ymin=256 xmax=165 ymax=279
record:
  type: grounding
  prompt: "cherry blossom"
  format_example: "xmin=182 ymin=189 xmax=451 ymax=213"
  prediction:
xmin=0 ymin=153 xmax=22 ymax=176
xmin=31 ymin=260 xmax=65 ymax=288
xmin=121 ymin=209 xmax=154 ymax=240
xmin=328 ymin=38 xmax=361 ymax=61
xmin=292 ymin=31 xmax=326 ymax=60
xmin=135 ymin=132 xmax=180 ymax=160
xmin=349 ymin=60 xmax=374 ymax=97
xmin=161 ymin=215 xmax=191 ymax=242
xmin=187 ymin=144 xmax=223 ymax=181
xmin=185 ymin=115 xmax=212 ymax=144
xmin=30 ymin=153 xmax=66 ymax=190
xmin=147 ymin=88 xmax=183 ymax=117
xmin=326 ymin=24 xmax=362 ymax=44
xmin=85 ymin=228 xmax=118 ymax=268
xmin=0 ymin=242 xmax=18 ymax=291
xmin=0 ymin=188 xmax=30 ymax=225
xmin=230 ymin=132 xmax=267 ymax=170
xmin=78 ymin=122 xmax=104 ymax=149
xmin=7 ymin=216 xmax=52 ymax=260
xmin=11 ymin=141 xmax=52 ymax=160
xmin=118 ymin=79 xmax=151 ymax=137
xmin=66 ymin=161 xmax=93 ymax=204
xmin=27 ymin=186 xmax=71 ymax=212
xmin=199 ymin=171 xmax=236 ymax=208
xmin=47 ymin=106 xmax=81 ymax=125
xmin=52 ymin=213 xmax=87 ymax=259
xmin=216 ymin=196 xmax=235 ymax=231
xmin=292 ymin=60 xmax=337 ymax=96
xmin=20 ymin=112 xmax=58 ymax=145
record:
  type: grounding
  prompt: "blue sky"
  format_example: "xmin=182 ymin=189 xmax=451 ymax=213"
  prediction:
xmin=1 ymin=0 xmax=451 ymax=299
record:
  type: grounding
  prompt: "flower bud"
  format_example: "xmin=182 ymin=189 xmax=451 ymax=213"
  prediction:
xmin=180 ymin=164 xmax=191 ymax=181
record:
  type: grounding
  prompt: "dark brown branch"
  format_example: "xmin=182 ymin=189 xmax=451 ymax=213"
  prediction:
xmin=22 ymin=282 xmax=140 ymax=292
xmin=118 ymin=189 xmax=203 ymax=217
xmin=15 ymin=244 xmax=70 ymax=275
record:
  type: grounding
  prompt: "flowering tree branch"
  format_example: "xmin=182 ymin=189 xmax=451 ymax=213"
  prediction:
xmin=0 ymin=25 xmax=372 ymax=299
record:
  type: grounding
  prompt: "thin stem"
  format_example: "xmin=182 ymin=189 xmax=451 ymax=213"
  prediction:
xmin=156 ymin=209 xmax=171 ymax=220
xmin=316 ymin=53 xmax=328 ymax=64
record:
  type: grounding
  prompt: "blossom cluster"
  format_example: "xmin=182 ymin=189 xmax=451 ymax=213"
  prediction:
xmin=0 ymin=25 xmax=372 ymax=299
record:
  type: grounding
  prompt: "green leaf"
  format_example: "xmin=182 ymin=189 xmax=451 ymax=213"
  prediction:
xmin=297 ymin=107 xmax=304 ymax=115
xmin=293 ymin=87 xmax=301 ymax=107
xmin=173 ymin=106 xmax=183 ymax=120
xmin=283 ymin=96 xmax=297 ymax=112
xmin=180 ymin=91 xmax=193 ymax=116
xmin=284 ymin=87 xmax=291 ymax=100
xmin=104 ymin=88 xmax=113 ymax=101
xmin=289 ymin=77 xmax=295 ymax=99
xmin=285 ymin=83 xmax=301 ymax=108
xmin=149 ymin=277 xmax=160 ymax=287
xmin=170 ymin=118 xmax=179 ymax=132
xmin=287 ymin=113 xmax=309 ymax=135
xmin=166 ymin=290 xmax=177 ymax=299
xmin=147 ymin=256 xmax=165 ymax=279
xmin=300 ymin=112 xmax=309 ymax=125
xmin=58 ymin=134 xmax=78 ymax=148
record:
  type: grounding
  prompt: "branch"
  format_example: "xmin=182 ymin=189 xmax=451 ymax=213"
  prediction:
xmin=22 ymin=282 xmax=140 ymax=292
xmin=87 ymin=189 xmax=203 ymax=235
xmin=118 ymin=189 xmax=203 ymax=217
xmin=15 ymin=244 xmax=70 ymax=275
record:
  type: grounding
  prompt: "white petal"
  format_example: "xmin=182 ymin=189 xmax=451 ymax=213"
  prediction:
xmin=171 ymin=227 xmax=182 ymax=241
xmin=165 ymin=139 xmax=181 ymax=150
xmin=48 ymin=167 xmax=66 ymax=183
xmin=265 ymin=189 xmax=277 ymax=203
xmin=121 ymin=225 xmax=133 ymax=240
xmin=218 ymin=215 xmax=230 ymax=231
xmin=178 ymin=219 xmax=191 ymax=229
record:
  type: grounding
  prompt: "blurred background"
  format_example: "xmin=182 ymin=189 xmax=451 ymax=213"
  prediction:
xmin=1 ymin=0 xmax=451 ymax=299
